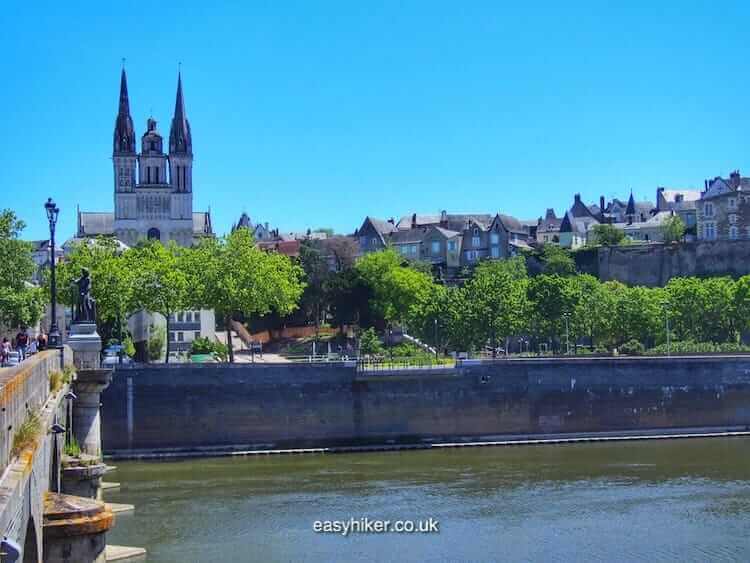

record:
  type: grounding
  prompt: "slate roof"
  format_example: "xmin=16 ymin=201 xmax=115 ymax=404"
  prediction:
xmin=78 ymin=212 xmax=114 ymax=236
xmin=495 ymin=213 xmax=526 ymax=234
xmin=367 ymin=217 xmax=398 ymax=235
xmin=388 ymin=228 xmax=431 ymax=244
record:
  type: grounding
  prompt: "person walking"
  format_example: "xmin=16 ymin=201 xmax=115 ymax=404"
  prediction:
xmin=15 ymin=329 xmax=29 ymax=361
xmin=0 ymin=338 xmax=10 ymax=366
xmin=36 ymin=331 xmax=47 ymax=351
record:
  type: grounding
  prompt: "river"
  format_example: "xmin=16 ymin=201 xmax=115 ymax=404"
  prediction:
xmin=106 ymin=437 xmax=750 ymax=562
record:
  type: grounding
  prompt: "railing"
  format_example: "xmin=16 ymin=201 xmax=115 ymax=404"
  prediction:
xmin=356 ymin=356 xmax=456 ymax=372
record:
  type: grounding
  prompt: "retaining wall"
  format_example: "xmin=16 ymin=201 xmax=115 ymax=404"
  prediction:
xmin=101 ymin=357 xmax=750 ymax=453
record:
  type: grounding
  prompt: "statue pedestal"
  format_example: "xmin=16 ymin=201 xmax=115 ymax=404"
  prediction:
xmin=68 ymin=322 xmax=101 ymax=370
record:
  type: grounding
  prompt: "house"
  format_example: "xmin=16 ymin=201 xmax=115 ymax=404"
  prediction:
xmin=656 ymin=187 xmax=701 ymax=239
xmin=614 ymin=211 xmax=677 ymax=243
xmin=232 ymin=212 xmax=301 ymax=257
xmin=697 ymin=170 xmax=750 ymax=241
xmin=536 ymin=209 xmax=562 ymax=244
xmin=558 ymin=211 xmax=596 ymax=249
xmin=355 ymin=217 xmax=398 ymax=254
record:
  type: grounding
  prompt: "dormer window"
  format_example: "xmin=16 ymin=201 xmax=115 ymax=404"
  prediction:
xmin=729 ymin=198 xmax=737 ymax=210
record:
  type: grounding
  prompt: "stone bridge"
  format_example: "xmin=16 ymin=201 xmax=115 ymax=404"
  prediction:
xmin=0 ymin=349 xmax=140 ymax=563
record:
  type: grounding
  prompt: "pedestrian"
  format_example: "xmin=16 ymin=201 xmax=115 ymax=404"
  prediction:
xmin=36 ymin=331 xmax=47 ymax=351
xmin=28 ymin=337 xmax=37 ymax=356
xmin=0 ymin=338 xmax=10 ymax=366
xmin=15 ymin=328 xmax=29 ymax=361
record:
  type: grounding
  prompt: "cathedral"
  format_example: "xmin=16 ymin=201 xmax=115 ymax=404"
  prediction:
xmin=77 ymin=69 xmax=213 ymax=247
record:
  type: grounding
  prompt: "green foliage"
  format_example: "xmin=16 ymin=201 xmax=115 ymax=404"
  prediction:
xmin=664 ymin=277 xmax=735 ymax=343
xmin=661 ymin=215 xmax=686 ymax=244
xmin=299 ymin=240 xmax=331 ymax=328
xmin=619 ymin=339 xmax=645 ymax=355
xmin=12 ymin=412 xmax=40 ymax=457
xmin=122 ymin=336 xmax=136 ymax=358
xmin=589 ymin=224 xmax=627 ymax=246
xmin=0 ymin=209 xmax=46 ymax=327
xmin=56 ymin=237 xmax=133 ymax=338
xmin=190 ymin=336 xmax=228 ymax=360
xmin=539 ymin=244 xmax=576 ymax=276
xmin=355 ymin=249 xmax=436 ymax=325
xmin=358 ymin=327 xmax=383 ymax=356
xmin=189 ymin=229 xmax=306 ymax=361
xmin=62 ymin=365 xmax=76 ymax=384
xmin=147 ymin=324 xmax=165 ymax=362
xmin=64 ymin=435 xmax=82 ymax=457
xmin=49 ymin=370 xmax=63 ymax=393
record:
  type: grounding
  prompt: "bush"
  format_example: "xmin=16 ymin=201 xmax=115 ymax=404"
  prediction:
xmin=12 ymin=412 xmax=40 ymax=457
xmin=123 ymin=335 xmax=136 ymax=358
xmin=148 ymin=325 xmax=165 ymax=362
xmin=620 ymin=339 xmax=645 ymax=356
xmin=64 ymin=435 xmax=81 ymax=457
xmin=49 ymin=370 xmax=63 ymax=393
xmin=358 ymin=328 xmax=383 ymax=356
xmin=191 ymin=336 xmax=215 ymax=355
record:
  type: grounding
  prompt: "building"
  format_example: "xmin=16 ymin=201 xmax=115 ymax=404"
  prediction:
xmin=77 ymin=69 xmax=213 ymax=246
xmin=656 ymin=187 xmax=701 ymax=240
xmin=697 ymin=170 xmax=750 ymax=241
xmin=536 ymin=209 xmax=562 ymax=244
xmin=355 ymin=217 xmax=399 ymax=254
xmin=73 ymin=69 xmax=216 ymax=359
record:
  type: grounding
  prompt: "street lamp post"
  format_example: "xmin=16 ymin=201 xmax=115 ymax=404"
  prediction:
xmin=45 ymin=198 xmax=61 ymax=349
xmin=562 ymin=312 xmax=571 ymax=355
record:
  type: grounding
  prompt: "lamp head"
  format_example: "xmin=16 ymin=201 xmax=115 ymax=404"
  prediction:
xmin=44 ymin=198 xmax=59 ymax=226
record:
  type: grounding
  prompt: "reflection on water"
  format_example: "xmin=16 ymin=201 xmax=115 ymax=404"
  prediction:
xmin=107 ymin=438 xmax=750 ymax=562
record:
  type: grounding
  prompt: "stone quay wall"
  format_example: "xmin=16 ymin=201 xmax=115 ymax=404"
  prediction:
xmin=101 ymin=356 xmax=750 ymax=454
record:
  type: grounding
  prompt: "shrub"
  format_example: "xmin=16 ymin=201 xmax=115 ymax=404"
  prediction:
xmin=358 ymin=328 xmax=383 ymax=356
xmin=49 ymin=370 xmax=63 ymax=393
xmin=64 ymin=435 xmax=81 ymax=457
xmin=190 ymin=336 xmax=215 ymax=355
xmin=12 ymin=412 xmax=41 ymax=457
xmin=620 ymin=339 xmax=645 ymax=356
xmin=62 ymin=365 xmax=76 ymax=384
xmin=147 ymin=325 xmax=165 ymax=362
xmin=123 ymin=336 xmax=136 ymax=358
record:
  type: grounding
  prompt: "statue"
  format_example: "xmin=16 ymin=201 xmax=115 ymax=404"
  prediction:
xmin=73 ymin=267 xmax=97 ymax=323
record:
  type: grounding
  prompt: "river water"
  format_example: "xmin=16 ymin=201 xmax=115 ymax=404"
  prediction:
xmin=106 ymin=437 xmax=750 ymax=562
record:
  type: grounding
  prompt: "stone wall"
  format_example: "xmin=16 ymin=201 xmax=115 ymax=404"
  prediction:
xmin=101 ymin=357 xmax=750 ymax=453
xmin=588 ymin=239 xmax=750 ymax=286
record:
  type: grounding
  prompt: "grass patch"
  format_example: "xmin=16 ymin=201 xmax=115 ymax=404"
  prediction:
xmin=64 ymin=434 xmax=81 ymax=457
xmin=11 ymin=412 xmax=41 ymax=458
xmin=49 ymin=370 xmax=63 ymax=393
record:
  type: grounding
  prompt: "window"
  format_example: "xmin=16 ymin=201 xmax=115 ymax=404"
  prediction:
xmin=155 ymin=168 xmax=159 ymax=183
xmin=447 ymin=240 xmax=456 ymax=251
xmin=472 ymin=236 xmax=481 ymax=247
xmin=169 ymin=331 xmax=175 ymax=342
xmin=703 ymin=222 xmax=716 ymax=240
xmin=359 ymin=236 xmax=367 ymax=248
xmin=410 ymin=244 xmax=418 ymax=255
xmin=490 ymin=233 xmax=499 ymax=244
xmin=185 ymin=312 xmax=192 ymax=322
xmin=491 ymin=247 xmax=500 ymax=258
xmin=729 ymin=214 xmax=738 ymax=224
xmin=194 ymin=331 xmax=201 ymax=340
xmin=466 ymin=250 xmax=478 ymax=262
xmin=431 ymin=241 xmax=441 ymax=254
xmin=147 ymin=167 xmax=151 ymax=184
xmin=177 ymin=332 xmax=184 ymax=342
xmin=704 ymin=202 xmax=714 ymax=217
xmin=543 ymin=235 xmax=549 ymax=242
xmin=177 ymin=312 xmax=184 ymax=322
xmin=399 ymin=245 xmax=408 ymax=255
xmin=730 ymin=226 xmax=739 ymax=240
xmin=729 ymin=198 xmax=737 ymax=210
xmin=147 ymin=227 xmax=160 ymax=241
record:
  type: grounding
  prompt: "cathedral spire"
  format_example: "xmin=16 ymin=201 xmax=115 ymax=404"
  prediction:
xmin=113 ymin=68 xmax=136 ymax=155
xmin=169 ymin=72 xmax=192 ymax=155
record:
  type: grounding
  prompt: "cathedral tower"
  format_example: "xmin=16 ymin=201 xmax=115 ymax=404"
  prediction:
xmin=113 ymin=68 xmax=137 ymax=194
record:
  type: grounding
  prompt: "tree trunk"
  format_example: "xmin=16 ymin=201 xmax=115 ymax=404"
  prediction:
xmin=225 ymin=315 xmax=235 ymax=363
xmin=164 ymin=314 xmax=170 ymax=364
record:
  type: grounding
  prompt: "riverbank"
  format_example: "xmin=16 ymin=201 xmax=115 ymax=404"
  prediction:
xmin=104 ymin=426 xmax=750 ymax=461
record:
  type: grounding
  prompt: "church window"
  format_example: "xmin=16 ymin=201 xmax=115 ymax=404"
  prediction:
xmin=147 ymin=167 xmax=151 ymax=184
xmin=147 ymin=227 xmax=160 ymax=241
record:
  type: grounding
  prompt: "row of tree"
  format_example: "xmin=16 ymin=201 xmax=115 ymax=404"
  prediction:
xmin=57 ymin=229 xmax=305 ymax=362
xmin=319 ymin=246 xmax=750 ymax=354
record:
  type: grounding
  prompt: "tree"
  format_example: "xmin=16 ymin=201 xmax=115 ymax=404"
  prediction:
xmin=354 ymin=249 xmax=437 ymax=328
xmin=665 ymin=277 xmax=736 ymax=343
xmin=661 ymin=215 xmax=686 ymax=244
xmin=323 ymin=236 xmax=358 ymax=272
xmin=734 ymin=275 xmax=750 ymax=334
xmin=462 ymin=258 xmax=529 ymax=353
xmin=527 ymin=274 xmax=581 ymax=352
xmin=56 ymin=237 xmax=133 ymax=343
xmin=539 ymin=244 xmax=576 ymax=276
xmin=358 ymin=327 xmax=383 ymax=356
xmin=589 ymin=224 xmax=627 ymax=246
xmin=190 ymin=228 xmax=306 ymax=362
xmin=127 ymin=241 xmax=192 ymax=363
xmin=326 ymin=268 xmax=373 ymax=329
xmin=299 ymin=240 xmax=331 ymax=330
xmin=0 ymin=210 xmax=46 ymax=328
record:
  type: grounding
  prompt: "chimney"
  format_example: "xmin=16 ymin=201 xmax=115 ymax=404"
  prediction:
xmin=730 ymin=170 xmax=741 ymax=189
xmin=704 ymin=179 xmax=708 ymax=190
xmin=574 ymin=193 xmax=581 ymax=204
xmin=265 ymin=222 xmax=269 ymax=231
xmin=545 ymin=208 xmax=556 ymax=220
xmin=440 ymin=210 xmax=447 ymax=224
xmin=599 ymin=196 xmax=605 ymax=211
xmin=411 ymin=213 xmax=417 ymax=229
xmin=388 ymin=217 xmax=394 ymax=225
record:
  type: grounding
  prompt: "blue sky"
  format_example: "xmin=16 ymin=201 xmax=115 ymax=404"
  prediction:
xmin=2 ymin=1 xmax=749 ymax=241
